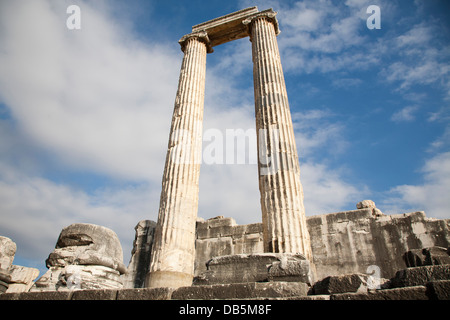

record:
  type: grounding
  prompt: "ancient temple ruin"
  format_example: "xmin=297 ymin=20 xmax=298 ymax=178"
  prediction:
xmin=0 ymin=7 xmax=449 ymax=301
xmin=148 ymin=6 xmax=313 ymax=289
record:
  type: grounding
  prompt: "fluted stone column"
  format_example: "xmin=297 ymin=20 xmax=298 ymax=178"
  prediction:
xmin=244 ymin=12 xmax=313 ymax=261
xmin=146 ymin=32 xmax=211 ymax=288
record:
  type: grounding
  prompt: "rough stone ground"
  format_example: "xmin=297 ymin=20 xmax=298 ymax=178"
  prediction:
xmin=1 ymin=264 xmax=449 ymax=300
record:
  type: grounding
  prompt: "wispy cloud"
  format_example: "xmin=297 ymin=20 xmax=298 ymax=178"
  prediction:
xmin=292 ymin=109 xmax=349 ymax=157
xmin=390 ymin=105 xmax=419 ymax=122
xmin=382 ymin=21 xmax=450 ymax=97
xmin=382 ymin=152 xmax=450 ymax=219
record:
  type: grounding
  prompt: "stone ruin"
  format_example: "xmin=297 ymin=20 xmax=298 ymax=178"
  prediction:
xmin=30 ymin=223 xmax=126 ymax=292
xmin=1 ymin=7 xmax=450 ymax=300
xmin=1 ymin=199 xmax=449 ymax=300
xmin=0 ymin=236 xmax=39 ymax=294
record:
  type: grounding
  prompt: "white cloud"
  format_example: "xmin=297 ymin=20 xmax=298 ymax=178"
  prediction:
xmin=301 ymin=161 xmax=369 ymax=215
xmin=242 ymin=0 xmax=450 ymax=102
xmin=0 ymin=163 xmax=158 ymax=270
xmin=0 ymin=0 xmax=179 ymax=270
xmin=0 ymin=0 xmax=180 ymax=182
xmin=382 ymin=152 xmax=450 ymax=219
xmin=383 ymin=22 xmax=450 ymax=97
xmin=384 ymin=60 xmax=450 ymax=91
xmin=292 ymin=109 xmax=349 ymax=157
xmin=396 ymin=23 xmax=433 ymax=48
xmin=282 ymin=3 xmax=325 ymax=32
xmin=390 ymin=105 xmax=419 ymax=122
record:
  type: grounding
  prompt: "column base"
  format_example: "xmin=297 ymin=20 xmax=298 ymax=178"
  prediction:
xmin=145 ymin=270 xmax=193 ymax=289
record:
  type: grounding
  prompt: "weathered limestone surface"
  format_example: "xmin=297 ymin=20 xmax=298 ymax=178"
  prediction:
xmin=0 ymin=236 xmax=16 ymax=293
xmin=147 ymin=7 xmax=314 ymax=288
xmin=330 ymin=286 xmax=430 ymax=300
xmin=390 ymin=265 xmax=450 ymax=288
xmin=6 ymin=265 xmax=40 ymax=293
xmin=192 ymin=7 xmax=259 ymax=47
xmin=426 ymin=280 xmax=450 ymax=300
xmin=403 ymin=246 xmax=450 ymax=267
xmin=307 ymin=207 xmax=449 ymax=279
xmin=117 ymin=287 xmax=174 ymax=300
xmin=194 ymin=204 xmax=449 ymax=280
xmin=195 ymin=217 xmax=263 ymax=274
xmin=246 ymin=10 xmax=312 ymax=261
xmin=312 ymin=273 xmax=389 ymax=295
xmin=147 ymin=32 xmax=209 ymax=289
xmin=31 ymin=223 xmax=126 ymax=291
xmin=0 ymin=236 xmax=40 ymax=294
xmin=194 ymin=253 xmax=313 ymax=286
xmin=122 ymin=220 xmax=156 ymax=289
xmin=172 ymin=282 xmax=309 ymax=300
xmin=0 ymin=236 xmax=16 ymax=271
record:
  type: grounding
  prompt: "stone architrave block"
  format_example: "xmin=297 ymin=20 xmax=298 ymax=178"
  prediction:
xmin=194 ymin=253 xmax=313 ymax=286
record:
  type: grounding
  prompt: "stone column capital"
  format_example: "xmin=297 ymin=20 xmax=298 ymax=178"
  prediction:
xmin=179 ymin=31 xmax=213 ymax=53
xmin=242 ymin=9 xmax=280 ymax=36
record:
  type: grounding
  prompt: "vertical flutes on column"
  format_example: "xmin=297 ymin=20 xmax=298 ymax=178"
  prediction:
xmin=245 ymin=12 xmax=313 ymax=262
xmin=146 ymin=32 xmax=210 ymax=289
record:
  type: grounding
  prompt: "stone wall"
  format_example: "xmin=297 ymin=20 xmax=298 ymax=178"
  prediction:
xmin=194 ymin=208 xmax=449 ymax=280
xmin=2 ymin=204 xmax=448 ymax=294
xmin=308 ymin=209 xmax=449 ymax=279
xmin=195 ymin=216 xmax=264 ymax=275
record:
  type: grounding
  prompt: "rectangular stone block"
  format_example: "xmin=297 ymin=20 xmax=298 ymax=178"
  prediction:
xmin=286 ymin=295 xmax=330 ymax=300
xmin=191 ymin=7 xmax=259 ymax=47
xmin=391 ymin=265 xmax=450 ymax=288
xmin=71 ymin=289 xmax=117 ymax=300
xmin=426 ymin=280 xmax=450 ymax=300
xmin=0 ymin=292 xmax=19 ymax=300
xmin=172 ymin=282 xmax=308 ymax=300
xmin=117 ymin=287 xmax=174 ymax=300
xmin=330 ymin=286 xmax=429 ymax=300
xmin=0 ymin=291 xmax=72 ymax=300
xmin=312 ymin=273 xmax=372 ymax=294
xmin=194 ymin=253 xmax=312 ymax=286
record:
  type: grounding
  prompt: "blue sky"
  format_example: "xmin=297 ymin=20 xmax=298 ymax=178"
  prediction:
xmin=0 ymin=0 xmax=449 ymax=275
